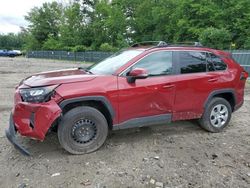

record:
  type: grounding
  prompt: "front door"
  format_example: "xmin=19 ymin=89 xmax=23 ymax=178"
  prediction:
xmin=117 ymin=50 xmax=175 ymax=124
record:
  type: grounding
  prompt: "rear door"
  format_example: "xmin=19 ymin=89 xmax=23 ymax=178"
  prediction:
xmin=172 ymin=51 xmax=212 ymax=121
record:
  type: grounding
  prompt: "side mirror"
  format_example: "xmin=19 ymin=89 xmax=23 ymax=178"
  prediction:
xmin=127 ymin=68 xmax=148 ymax=83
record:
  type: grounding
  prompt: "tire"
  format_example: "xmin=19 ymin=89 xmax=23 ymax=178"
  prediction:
xmin=199 ymin=97 xmax=232 ymax=133
xmin=58 ymin=106 xmax=108 ymax=154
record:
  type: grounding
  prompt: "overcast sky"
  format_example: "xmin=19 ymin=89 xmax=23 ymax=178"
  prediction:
xmin=0 ymin=0 xmax=59 ymax=34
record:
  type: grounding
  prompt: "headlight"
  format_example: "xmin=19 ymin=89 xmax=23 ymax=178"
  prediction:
xmin=19 ymin=85 xmax=58 ymax=103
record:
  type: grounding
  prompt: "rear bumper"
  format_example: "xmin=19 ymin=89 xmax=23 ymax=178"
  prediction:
xmin=5 ymin=114 xmax=30 ymax=156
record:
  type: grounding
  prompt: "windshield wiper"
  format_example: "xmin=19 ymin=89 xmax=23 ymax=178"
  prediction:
xmin=78 ymin=67 xmax=93 ymax=74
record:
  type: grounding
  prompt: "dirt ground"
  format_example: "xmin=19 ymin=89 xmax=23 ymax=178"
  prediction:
xmin=0 ymin=57 xmax=249 ymax=188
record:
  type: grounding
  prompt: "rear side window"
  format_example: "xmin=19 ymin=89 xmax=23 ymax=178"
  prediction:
xmin=207 ymin=53 xmax=227 ymax=71
xmin=178 ymin=51 xmax=207 ymax=74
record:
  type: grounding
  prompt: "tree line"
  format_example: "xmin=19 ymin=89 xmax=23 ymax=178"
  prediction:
xmin=1 ymin=0 xmax=250 ymax=51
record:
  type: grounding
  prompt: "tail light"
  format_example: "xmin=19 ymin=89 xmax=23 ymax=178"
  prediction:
xmin=240 ymin=71 xmax=249 ymax=80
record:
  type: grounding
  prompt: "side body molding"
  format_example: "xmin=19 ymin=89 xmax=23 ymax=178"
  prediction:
xmin=113 ymin=114 xmax=172 ymax=130
xmin=59 ymin=96 xmax=115 ymax=118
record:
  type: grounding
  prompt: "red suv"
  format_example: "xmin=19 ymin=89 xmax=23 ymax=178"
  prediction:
xmin=6 ymin=42 xmax=249 ymax=155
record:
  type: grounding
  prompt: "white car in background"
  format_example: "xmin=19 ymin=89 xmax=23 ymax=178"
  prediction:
xmin=12 ymin=50 xmax=22 ymax=55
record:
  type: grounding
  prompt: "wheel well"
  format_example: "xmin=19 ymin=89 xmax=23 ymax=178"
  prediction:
xmin=62 ymin=101 xmax=113 ymax=130
xmin=213 ymin=92 xmax=235 ymax=111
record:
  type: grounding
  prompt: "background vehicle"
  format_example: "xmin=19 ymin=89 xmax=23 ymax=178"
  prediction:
xmin=12 ymin=50 xmax=22 ymax=56
xmin=6 ymin=41 xmax=249 ymax=155
xmin=0 ymin=49 xmax=19 ymax=57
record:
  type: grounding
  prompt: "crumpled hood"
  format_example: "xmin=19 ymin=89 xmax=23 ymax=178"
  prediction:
xmin=23 ymin=68 xmax=96 ymax=87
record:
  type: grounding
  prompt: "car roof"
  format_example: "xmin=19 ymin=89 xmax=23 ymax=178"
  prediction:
xmin=127 ymin=41 xmax=229 ymax=54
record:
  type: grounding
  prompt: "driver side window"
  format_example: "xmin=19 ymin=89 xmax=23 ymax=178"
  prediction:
xmin=128 ymin=51 xmax=173 ymax=76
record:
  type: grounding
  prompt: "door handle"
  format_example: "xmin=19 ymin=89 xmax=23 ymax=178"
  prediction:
xmin=208 ymin=78 xmax=218 ymax=82
xmin=163 ymin=84 xmax=175 ymax=89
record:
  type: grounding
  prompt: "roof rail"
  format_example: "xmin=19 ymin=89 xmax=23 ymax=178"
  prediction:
xmin=166 ymin=42 xmax=203 ymax=47
xmin=194 ymin=42 xmax=203 ymax=47
xmin=131 ymin=41 xmax=204 ymax=50
xmin=131 ymin=41 xmax=168 ymax=47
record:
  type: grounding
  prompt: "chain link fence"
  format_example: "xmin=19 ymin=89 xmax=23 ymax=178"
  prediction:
xmin=27 ymin=51 xmax=114 ymax=63
xmin=229 ymin=50 xmax=250 ymax=76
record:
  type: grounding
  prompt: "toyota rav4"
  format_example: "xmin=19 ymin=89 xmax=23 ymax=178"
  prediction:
xmin=6 ymin=42 xmax=249 ymax=155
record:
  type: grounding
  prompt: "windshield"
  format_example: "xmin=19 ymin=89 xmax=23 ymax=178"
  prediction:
xmin=88 ymin=50 xmax=143 ymax=75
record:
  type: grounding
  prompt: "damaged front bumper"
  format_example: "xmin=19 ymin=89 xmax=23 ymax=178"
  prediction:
xmin=5 ymin=114 xmax=30 ymax=156
xmin=6 ymin=99 xmax=62 ymax=156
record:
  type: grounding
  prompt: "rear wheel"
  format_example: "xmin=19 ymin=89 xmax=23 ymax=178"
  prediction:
xmin=58 ymin=106 xmax=108 ymax=154
xmin=199 ymin=97 xmax=232 ymax=132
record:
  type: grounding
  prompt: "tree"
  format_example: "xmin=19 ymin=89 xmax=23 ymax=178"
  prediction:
xmin=59 ymin=2 xmax=86 ymax=47
xmin=25 ymin=1 xmax=63 ymax=49
xmin=0 ymin=32 xmax=25 ymax=50
xmin=199 ymin=27 xmax=232 ymax=49
xmin=16 ymin=0 xmax=250 ymax=51
xmin=244 ymin=37 xmax=250 ymax=49
xmin=89 ymin=0 xmax=127 ymax=49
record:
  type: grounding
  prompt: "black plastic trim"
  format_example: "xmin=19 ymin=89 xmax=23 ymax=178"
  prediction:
xmin=234 ymin=100 xmax=244 ymax=111
xmin=204 ymin=89 xmax=236 ymax=110
xmin=29 ymin=112 xmax=35 ymax=129
xmin=113 ymin=114 xmax=172 ymax=130
xmin=5 ymin=114 xmax=30 ymax=156
xmin=59 ymin=96 xmax=115 ymax=118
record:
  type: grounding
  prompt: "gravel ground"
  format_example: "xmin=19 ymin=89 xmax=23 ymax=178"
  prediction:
xmin=0 ymin=57 xmax=249 ymax=188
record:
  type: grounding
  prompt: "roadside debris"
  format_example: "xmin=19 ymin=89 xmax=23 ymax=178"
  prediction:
xmin=81 ymin=179 xmax=91 ymax=186
xmin=18 ymin=183 xmax=26 ymax=188
xmin=118 ymin=171 xmax=126 ymax=177
xmin=99 ymin=161 xmax=105 ymax=165
xmin=149 ymin=178 xmax=156 ymax=185
xmin=157 ymin=161 xmax=164 ymax=168
xmin=143 ymin=157 xmax=149 ymax=162
xmin=155 ymin=181 xmax=164 ymax=187
xmin=153 ymin=156 xmax=160 ymax=160
xmin=244 ymin=162 xmax=250 ymax=167
xmin=51 ymin=172 xmax=60 ymax=177
xmin=212 ymin=154 xmax=218 ymax=160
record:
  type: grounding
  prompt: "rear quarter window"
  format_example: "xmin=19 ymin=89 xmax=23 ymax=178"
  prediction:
xmin=207 ymin=53 xmax=227 ymax=71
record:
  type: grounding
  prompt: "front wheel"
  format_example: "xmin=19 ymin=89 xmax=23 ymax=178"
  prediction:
xmin=199 ymin=97 xmax=232 ymax=133
xmin=58 ymin=106 xmax=108 ymax=154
